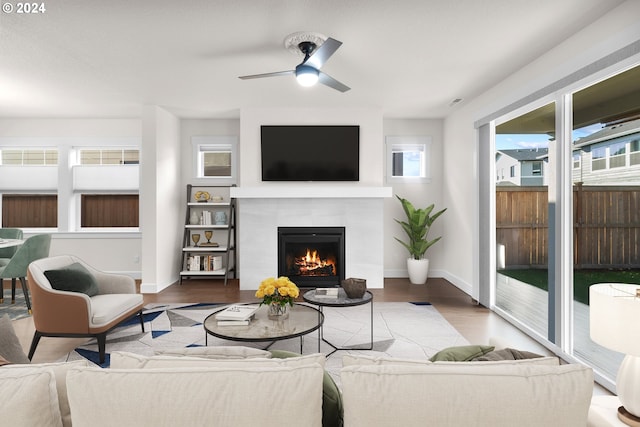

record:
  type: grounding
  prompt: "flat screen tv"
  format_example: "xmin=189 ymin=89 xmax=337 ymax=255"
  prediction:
xmin=261 ymin=125 xmax=359 ymax=181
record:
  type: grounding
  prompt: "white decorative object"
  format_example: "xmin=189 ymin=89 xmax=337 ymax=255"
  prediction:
xmin=407 ymin=258 xmax=429 ymax=285
xmin=190 ymin=211 xmax=199 ymax=225
xmin=590 ymin=283 xmax=640 ymax=425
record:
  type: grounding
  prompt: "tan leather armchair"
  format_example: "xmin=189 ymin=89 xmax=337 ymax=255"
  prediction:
xmin=27 ymin=255 xmax=144 ymax=364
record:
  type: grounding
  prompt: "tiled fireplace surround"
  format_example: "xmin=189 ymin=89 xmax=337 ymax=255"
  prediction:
xmin=231 ymin=186 xmax=391 ymax=290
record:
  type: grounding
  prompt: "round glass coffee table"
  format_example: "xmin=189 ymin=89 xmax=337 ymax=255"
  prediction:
xmin=204 ymin=303 xmax=324 ymax=353
xmin=303 ymin=288 xmax=374 ymax=356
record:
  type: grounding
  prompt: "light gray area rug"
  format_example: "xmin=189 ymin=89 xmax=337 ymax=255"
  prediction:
xmin=63 ymin=302 xmax=469 ymax=387
xmin=0 ymin=290 xmax=30 ymax=321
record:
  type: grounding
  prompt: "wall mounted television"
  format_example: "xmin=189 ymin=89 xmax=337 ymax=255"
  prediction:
xmin=261 ymin=125 xmax=359 ymax=181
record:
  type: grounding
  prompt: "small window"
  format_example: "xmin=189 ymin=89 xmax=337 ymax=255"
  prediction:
xmin=509 ymin=165 xmax=515 ymax=178
xmin=77 ymin=148 xmax=139 ymax=165
xmin=573 ymin=152 xmax=581 ymax=169
xmin=192 ymin=136 xmax=238 ymax=183
xmin=531 ymin=161 xmax=542 ymax=176
xmin=630 ymin=139 xmax=640 ymax=166
xmin=385 ymin=136 xmax=431 ymax=183
xmin=1 ymin=148 xmax=58 ymax=165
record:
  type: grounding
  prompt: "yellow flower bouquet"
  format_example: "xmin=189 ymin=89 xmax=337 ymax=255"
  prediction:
xmin=255 ymin=276 xmax=300 ymax=319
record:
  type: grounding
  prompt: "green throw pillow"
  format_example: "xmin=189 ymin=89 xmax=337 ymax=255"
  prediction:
xmin=44 ymin=262 xmax=99 ymax=297
xmin=270 ymin=350 xmax=343 ymax=427
xmin=429 ymin=344 xmax=495 ymax=362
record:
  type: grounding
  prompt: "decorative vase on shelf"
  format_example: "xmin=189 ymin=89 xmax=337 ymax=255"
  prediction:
xmin=190 ymin=211 xmax=200 ymax=225
xmin=214 ymin=211 xmax=227 ymax=225
xmin=268 ymin=303 xmax=289 ymax=320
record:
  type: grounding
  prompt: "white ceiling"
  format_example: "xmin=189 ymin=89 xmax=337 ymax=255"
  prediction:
xmin=0 ymin=0 xmax=625 ymax=119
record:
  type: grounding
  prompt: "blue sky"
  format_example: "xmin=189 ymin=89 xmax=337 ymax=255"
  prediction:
xmin=495 ymin=123 xmax=603 ymax=151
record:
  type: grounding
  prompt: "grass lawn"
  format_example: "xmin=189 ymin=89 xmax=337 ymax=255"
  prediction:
xmin=498 ymin=268 xmax=640 ymax=305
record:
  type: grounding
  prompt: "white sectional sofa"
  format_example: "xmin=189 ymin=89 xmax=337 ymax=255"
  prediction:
xmin=0 ymin=347 xmax=596 ymax=427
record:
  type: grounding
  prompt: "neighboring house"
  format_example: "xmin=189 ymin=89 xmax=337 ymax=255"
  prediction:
xmin=572 ymin=118 xmax=640 ymax=185
xmin=495 ymin=148 xmax=548 ymax=186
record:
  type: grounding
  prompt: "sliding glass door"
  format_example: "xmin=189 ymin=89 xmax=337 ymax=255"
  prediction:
xmin=494 ymin=102 xmax=555 ymax=339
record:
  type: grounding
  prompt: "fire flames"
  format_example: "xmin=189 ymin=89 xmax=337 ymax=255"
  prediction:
xmin=294 ymin=249 xmax=335 ymax=276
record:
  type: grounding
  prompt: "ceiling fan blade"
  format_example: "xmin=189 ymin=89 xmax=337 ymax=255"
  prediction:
xmin=238 ymin=70 xmax=294 ymax=80
xmin=304 ymin=38 xmax=342 ymax=69
xmin=318 ymin=72 xmax=350 ymax=92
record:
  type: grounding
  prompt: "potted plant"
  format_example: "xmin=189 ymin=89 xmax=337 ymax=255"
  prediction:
xmin=394 ymin=195 xmax=446 ymax=284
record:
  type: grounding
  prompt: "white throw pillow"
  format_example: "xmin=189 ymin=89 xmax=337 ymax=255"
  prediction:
xmin=0 ymin=366 xmax=63 ymax=427
xmin=2 ymin=360 xmax=90 ymax=427
xmin=155 ymin=345 xmax=272 ymax=359
xmin=111 ymin=350 xmax=325 ymax=369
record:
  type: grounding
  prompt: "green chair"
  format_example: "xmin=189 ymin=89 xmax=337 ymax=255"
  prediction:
xmin=0 ymin=234 xmax=51 ymax=313
xmin=0 ymin=228 xmax=23 ymax=303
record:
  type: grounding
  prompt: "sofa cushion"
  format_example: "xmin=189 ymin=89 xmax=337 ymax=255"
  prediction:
xmin=0 ymin=314 xmax=30 ymax=364
xmin=0 ymin=366 xmax=63 ymax=427
xmin=155 ymin=345 xmax=272 ymax=359
xmin=341 ymin=363 xmax=593 ymax=427
xmin=44 ymin=262 xmax=99 ymax=297
xmin=271 ymin=349 xmax=343 ymax=427
xmin=2 ymin=360 xmax=90 ymax=427
xmin=67 ymin=364 xmax=324 ymax=427
xmin=110 ymin=350 xmax=325 ymax=369
xmin=89 ymin=294 xmax=143 ymax=327
xmin=429 ymin=344 xmax=494 ymax=361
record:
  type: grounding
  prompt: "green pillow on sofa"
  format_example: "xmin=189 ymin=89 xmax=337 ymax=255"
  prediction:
xmin=270 ymin=350 xmax=343 ymax=427
xmin=44 ymin=262 xmax=99 ymax=297
xmin=429 ymin=344 xmax=495 ymax=362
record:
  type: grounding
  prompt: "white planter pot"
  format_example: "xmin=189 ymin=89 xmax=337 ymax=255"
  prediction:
xmin=407 ymin=258 xmax=429 ymax=284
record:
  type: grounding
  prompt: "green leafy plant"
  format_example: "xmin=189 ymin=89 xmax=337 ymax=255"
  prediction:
xmin=394 ymin=195 xmax=447 ymax=260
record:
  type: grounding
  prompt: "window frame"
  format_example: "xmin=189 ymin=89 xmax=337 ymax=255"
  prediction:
xmin=385 ymin=136 xmax=432 ymax=183
xmin=191 ymin=136 xmax=238 ymax=184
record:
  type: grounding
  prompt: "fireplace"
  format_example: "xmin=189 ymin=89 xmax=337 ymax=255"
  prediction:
xmin=278 ymin=227 xmax=345 ymax=288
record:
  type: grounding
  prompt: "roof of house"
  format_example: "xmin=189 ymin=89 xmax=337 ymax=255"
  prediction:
xmin=573 ymin=118 xmax=640 ymax=148
xmin=497 ymin=148 xmax=549 ymax=161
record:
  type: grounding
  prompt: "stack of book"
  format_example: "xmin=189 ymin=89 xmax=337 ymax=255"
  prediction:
xmin=315 ymin=288 xmax=340 ymax=299
xmin=187 ymin=255 xmax=223 ymax=271
xmin=215 ymin=304 xmax=259 ymax=326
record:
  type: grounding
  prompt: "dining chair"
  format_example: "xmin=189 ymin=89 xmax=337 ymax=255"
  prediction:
xmin=0 ymin=234 xmax=51 ymax=313
xmin=0 ymin=228 xmax=23 ymax=304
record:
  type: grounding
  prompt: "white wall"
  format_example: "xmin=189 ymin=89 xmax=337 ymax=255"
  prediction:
xmin=0 ymin=119 xmax=142 ymax=275
xmin=239 ymin=107 xmax=384 ymax=186
xmin=442 ymin=0 xmax=640 ymax=300
xmin=140 ymin=106 xmax=182 ymax=293
xmin=382 ymin=118 xmax=445 ymax=278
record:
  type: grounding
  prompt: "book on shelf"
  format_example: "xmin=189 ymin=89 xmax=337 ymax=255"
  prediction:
xmin=215 ymin=304 xmax=259 ymax=321
xmin=217 ymin=319 xmax=251 ymax=326
xmin=187 ymin=255 xmax=224 ymax=271
xmin=315 ymin=288 xmax=339 ymax=298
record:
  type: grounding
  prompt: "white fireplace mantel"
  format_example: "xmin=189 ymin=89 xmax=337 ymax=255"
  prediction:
xmin=230 ymin=186 xmax=392 ymax=199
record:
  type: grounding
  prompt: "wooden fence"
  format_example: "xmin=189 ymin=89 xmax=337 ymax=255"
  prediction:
xmin=496 ymin=185 xmax=640 ymax=269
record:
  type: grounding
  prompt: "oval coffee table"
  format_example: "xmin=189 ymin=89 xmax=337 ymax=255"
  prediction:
xmin=303 ymin=288 xmax=373 ymax=356
xmin=204 ymin=303 xmax=324 ymax=353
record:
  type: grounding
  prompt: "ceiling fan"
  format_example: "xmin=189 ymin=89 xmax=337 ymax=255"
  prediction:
xmin=238 ymin=33 xmax=350 ymax=92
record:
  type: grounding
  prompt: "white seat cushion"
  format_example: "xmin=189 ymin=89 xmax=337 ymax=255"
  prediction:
xmin=89 ymin=294 xmax=143 ymax=327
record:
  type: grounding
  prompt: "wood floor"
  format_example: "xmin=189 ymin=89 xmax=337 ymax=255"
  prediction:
xmin=12 ymin=277 xmax=549 ymax=364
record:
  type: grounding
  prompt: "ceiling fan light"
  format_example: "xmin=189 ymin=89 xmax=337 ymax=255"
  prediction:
xmin=295 ymin=65 xmax=319 ymax=87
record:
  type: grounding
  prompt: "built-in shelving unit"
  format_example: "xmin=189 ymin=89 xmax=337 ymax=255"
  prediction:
xmin=180 ymin=184 xmax=236 ymax=285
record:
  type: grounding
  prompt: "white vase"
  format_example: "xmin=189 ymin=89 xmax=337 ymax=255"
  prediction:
xmin=407 ymin=258 xmax=429 ymax=284
xmin=189 ymin=211 xmax=200 ymax=225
